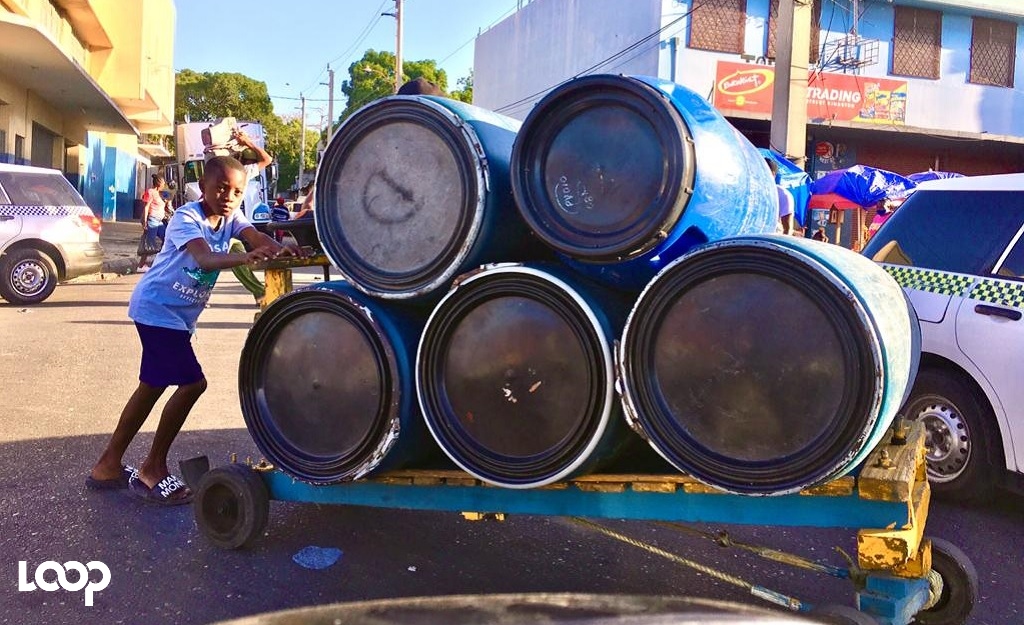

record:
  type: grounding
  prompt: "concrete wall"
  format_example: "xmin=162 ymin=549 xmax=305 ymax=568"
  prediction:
xmin=474 ymin=0 xmax=662 ymax=119
xmin=478 ymin=0 xmax=1024 ymax=136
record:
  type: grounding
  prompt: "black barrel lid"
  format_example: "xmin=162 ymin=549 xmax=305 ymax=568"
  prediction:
xmin=511 ymin=75 xmax=696 ymax=261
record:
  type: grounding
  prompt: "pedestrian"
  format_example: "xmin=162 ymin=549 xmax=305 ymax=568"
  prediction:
xmin=87 ymin=155 xmax=304 ymax=505
xmin=812 ymin=226 xmax=830 ymax=243
xmin=136 ymin=174 xmax=168 ymax=272
xmin=228 ymin=127 xmax=274 ymax=306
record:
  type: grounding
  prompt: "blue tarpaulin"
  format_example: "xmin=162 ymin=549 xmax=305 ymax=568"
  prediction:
xmin=908 ymin=170 xmax=964 ymax=184
xmin=810 ymin=165 xmax=916 ymax=207
xmin=760 ymin=149 xmax=812 ymax=227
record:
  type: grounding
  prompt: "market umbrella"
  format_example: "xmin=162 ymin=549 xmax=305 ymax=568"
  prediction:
xmin=760 ymin=148 xmax=812 ymax=226
xmin=810 ymin=165 xmax=916 ymax=207
xmin=807 ymin=192 xmax=864 ymax=210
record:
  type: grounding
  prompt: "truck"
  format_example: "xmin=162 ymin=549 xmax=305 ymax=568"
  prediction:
xmin=172 ymin=118 xmax=277 ymax=225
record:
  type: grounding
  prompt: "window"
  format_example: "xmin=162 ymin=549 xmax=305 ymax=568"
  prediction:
xmin=689 ymin=0 xmax=746 ymax=54
xmin=0 ymin=129 xmax=7 ymax=162
xmin=970 ymin=17 xmax=1016 ymax=87
xmin=997 ymin=232 xmax=1024 ymax=280
xmin=767 ymin=0 xmax=822 ymax=64
xmin=892 ymin=7 xmax=941 ymax=79
xmin=0 ymin=171 xmax=86 ymax=206
xmin=14 ymin=134 xmax=24 ymax=162
xmin=863 ymin=190 xmax=1024 ymax=275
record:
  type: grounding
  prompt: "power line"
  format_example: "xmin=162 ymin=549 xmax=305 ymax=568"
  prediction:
xmin=494 ymin=1 xmax=705 ymax=116
xmin=435 ymin=0 xmax=520 ymax=68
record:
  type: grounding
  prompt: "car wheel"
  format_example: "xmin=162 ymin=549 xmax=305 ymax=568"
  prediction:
xmin=901 ymin=368 xmax=1000 ymax=503
xmin=0 ymin=248 xmax=59 ymax=305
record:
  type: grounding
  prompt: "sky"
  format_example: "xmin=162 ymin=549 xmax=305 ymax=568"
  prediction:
xmin=173 ymin=0 xmax=522 ymax=122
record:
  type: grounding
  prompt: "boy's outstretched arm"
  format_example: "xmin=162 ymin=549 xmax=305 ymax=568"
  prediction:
xmin=238 ymin=226 xmax=305 ymax=259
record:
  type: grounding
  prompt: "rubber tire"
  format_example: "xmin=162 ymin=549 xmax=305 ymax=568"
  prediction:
xmin=809 ymin=603 xmax=878 ymax=624
xmin=0 ymin=247 xmax=58 ymax=305
xmin=911 ymin=538 xmax=979 ymax=625
xmin=900 ymin=368 xmax=1000 ymax=503
xmin=194 ymin=464 xmax=270 ymax=550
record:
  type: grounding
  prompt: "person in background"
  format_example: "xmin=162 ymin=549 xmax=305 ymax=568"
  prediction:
xmin=137 ymin=174 xmax=168 ymax=272
xmin=765 ymin=158 xmax=795 ymax=235
xmin=292 ymin=183 xmax=315 ymax=220
xmin=228 ymin=127 xmax=273 ymax=306
xmin=812 ymin=227 xmax=830 ymax=243
xmin=86 ymin=155 xmax=304 ymax=505
xmin=397 ymin=77 xmax=445 ymax=96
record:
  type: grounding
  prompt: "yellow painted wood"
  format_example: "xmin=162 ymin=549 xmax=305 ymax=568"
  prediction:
xmin=253 ymin=254 xmax=332 ymax=310
xmin=632 ymin=482 xmax=679 ymax=493
xmin=857 ymin=478 xmax=931 ymax=577
xmin=859 ymin=421 xmax=927 ymax=502
xmin=575 ymin=482 xmax=627 ymax=493
xmin=262 ymin=268 xmax=292 ymax=309
xmin=799 ymin=476 xmax=855 ymax=497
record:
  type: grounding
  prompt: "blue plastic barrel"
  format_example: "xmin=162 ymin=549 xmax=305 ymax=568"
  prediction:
xmin=618 ymin=235 xmax=920 ymax=495
xmin=416 ymin=262 xmax=652 ymax=488
xmin=316 ymin=96 xmax=549 ymax=301
xmin=238 ymin=282 xmax=437 ymax=483
xmin=510 ymin=74 xmax=778 ymax=290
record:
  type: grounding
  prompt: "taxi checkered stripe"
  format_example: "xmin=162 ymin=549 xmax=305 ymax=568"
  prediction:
xmin=0 ymin=204 xmax=93 ymax=217
xmin=971 ymin=279 xmax=1024 ymax=309
xmin=883 ymin=265 xmax=974 ymax=297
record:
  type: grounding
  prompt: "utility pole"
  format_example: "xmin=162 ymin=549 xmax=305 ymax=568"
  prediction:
xmin=324 ymin=66 xmax=335 ymax=145
xmin=384 ymin=0 xmax=403 ymax=93
xmin=769 ymin=0 xmax=812 ymax=169
xmin=297 ymin=94 xmax=306 ymax=190
xmin=393 ymin=0 xmax=401 ymax=92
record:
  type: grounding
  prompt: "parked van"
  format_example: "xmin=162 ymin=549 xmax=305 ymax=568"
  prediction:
xmin=0 ymin=163 xmax=103 ymax=304
xmin=863 ymin=173 xmax=1024 ymax=502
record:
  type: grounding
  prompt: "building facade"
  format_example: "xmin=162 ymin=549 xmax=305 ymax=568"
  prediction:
xmin=475 ymin=0 xmax=1024 ymax=178
xmin=0 ymin=0 xmax=175 ymax=221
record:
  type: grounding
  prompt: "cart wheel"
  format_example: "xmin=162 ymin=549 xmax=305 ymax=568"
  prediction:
xmin=809 ymin=603 xmax=878 ymax=625
xmin=911 ymin=538 xmax=979 ymax=625
xmin=194 ymin=464 xmax=270 ymax=550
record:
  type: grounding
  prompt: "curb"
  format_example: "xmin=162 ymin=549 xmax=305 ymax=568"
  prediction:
xmin=66 ymin=258 xmax=141 ymax=284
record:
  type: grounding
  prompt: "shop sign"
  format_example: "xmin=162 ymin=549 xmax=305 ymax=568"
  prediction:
xmin=714 ymin=61 xmax=908 ymax=125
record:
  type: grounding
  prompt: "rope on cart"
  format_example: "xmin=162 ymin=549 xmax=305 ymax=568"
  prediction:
xmin=654 ymin=522 xmax=852 ymax=580
xmin=569 ymin=517 xmax=804 ymax=612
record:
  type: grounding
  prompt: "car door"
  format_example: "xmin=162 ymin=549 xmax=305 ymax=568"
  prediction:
xmin=0 ymin=183 xmax=23 ymax=249
xmin=955 ymin=226 xmax=1024 ymax=475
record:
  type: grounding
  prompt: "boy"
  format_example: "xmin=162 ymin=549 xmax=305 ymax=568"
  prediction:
xmin=86 ymin=155 xmax=303 ymax=505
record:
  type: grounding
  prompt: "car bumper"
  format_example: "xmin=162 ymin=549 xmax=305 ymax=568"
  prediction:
xmin=59 ymin=241 xmax=105 ymax=279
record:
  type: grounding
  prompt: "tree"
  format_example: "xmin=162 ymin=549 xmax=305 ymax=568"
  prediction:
xmin=338 ymin=50 xmax=449 ymax=123
xmin=175 ymin=70 xmax=275 ymax=125
xmin=451 ymin=70 xmax=473 ymax=104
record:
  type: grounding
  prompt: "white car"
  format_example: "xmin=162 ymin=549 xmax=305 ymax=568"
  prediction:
xmin=0 ymin=163 xmax=104 ymax=304
xmin=863 ymin=173 xmax=1024 ymax=502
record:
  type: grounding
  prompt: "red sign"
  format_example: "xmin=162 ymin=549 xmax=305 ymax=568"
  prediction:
xmin=714 ymin=61 xmax=908 ymax=125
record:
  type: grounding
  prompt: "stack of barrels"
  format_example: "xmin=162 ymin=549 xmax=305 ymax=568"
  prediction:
xmin=239 ymin=74 xmax=919 ymax=496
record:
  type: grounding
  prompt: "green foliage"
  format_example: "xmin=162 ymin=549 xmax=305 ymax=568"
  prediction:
xmin=175 ymin=70 xmax=275 ymax=125
xmin=338 ymin=50 xmax=450 ymax=124
xmin=450 ymin=70 xmax=474 ymax=104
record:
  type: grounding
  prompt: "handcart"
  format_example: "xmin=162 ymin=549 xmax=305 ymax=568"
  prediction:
xmin=192 ymin=420 xmax=978 ymax=625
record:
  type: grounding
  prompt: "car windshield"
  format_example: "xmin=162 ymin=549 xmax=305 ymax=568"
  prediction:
xmin=862 ymin=189 xmax=1024 ymax=275
xmin=0 ymin=171 xmax=85 ymax=207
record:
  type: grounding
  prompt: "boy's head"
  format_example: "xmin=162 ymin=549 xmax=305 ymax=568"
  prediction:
xmin=199 ymin=155 xmax=247 ymax=217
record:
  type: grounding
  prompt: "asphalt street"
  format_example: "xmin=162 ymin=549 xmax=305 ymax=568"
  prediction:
xmin=0 ymin=241 xmax=1022 ymax=625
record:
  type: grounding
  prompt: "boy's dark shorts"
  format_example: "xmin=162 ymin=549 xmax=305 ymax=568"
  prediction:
xmin=135 ymin=323 xmax=204 ymax=387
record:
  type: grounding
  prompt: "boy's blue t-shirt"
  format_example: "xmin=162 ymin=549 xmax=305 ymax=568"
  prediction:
xmin=128 ymin=201 xmax=252 ymax=332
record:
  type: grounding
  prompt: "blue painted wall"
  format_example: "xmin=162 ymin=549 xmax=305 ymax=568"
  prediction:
xmin=80 ymin=132 xmax=139 ymax=221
